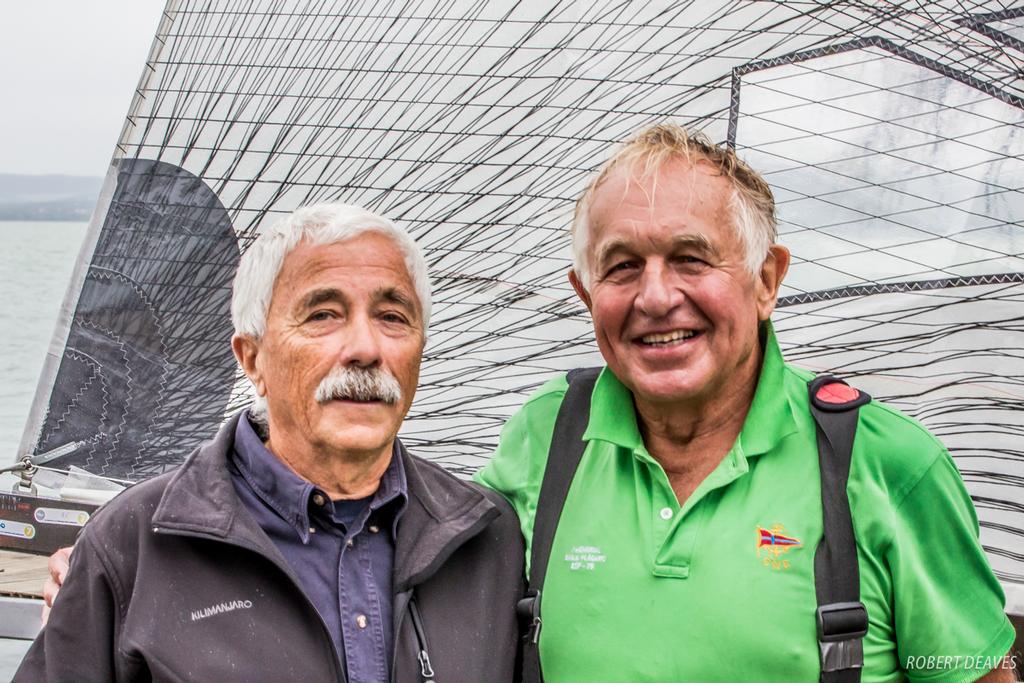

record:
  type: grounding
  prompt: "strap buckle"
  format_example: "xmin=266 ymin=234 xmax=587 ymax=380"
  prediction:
xmin=817 ymin=602 xmax=868 ymax=672
xmin=516 ymin=589 xmax=542 ymax=644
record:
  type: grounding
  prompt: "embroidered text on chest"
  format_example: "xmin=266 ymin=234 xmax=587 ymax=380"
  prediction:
xmin=190 ymin=599 xmax=254 ymax=621
xmin=564 ymin=545 xmax=607 ymax=571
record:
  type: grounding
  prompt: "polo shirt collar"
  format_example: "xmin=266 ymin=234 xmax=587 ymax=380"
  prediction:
xmin=581 ymin=321 xmax=798 ymax=459
xmin=583 ymin=367 xmax=645 ymax=452
xmin=736 ymin=322 xmax=800 ymax=458
xmin=231 ymin=412 xmax=408 ymax=543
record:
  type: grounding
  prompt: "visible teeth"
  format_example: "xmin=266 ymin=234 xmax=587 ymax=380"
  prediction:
xmin=641 ymin=330 xmax=695 ymax=344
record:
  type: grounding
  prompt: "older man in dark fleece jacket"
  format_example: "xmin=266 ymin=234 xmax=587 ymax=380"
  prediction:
xmin=17 ymin=203 xmax=524 ymax=683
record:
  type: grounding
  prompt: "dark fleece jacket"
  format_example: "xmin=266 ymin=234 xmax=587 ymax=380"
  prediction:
xmin=15 ymin=413 xmax=524 ymax=682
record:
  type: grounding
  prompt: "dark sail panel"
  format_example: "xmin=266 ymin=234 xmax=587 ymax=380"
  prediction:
xmin=32 ymin=159 xmax=239 ymax=479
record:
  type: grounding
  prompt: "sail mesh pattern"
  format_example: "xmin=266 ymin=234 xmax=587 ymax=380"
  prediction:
xmin=26 ymin=1 xmax=1023 ymax=593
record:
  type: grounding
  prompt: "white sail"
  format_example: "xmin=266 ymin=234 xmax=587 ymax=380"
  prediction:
xmin=19 ymin=0 xmax=1023 ymax=605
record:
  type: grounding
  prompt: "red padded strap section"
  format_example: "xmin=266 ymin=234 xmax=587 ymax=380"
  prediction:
xmin=815 ymin=382 xmax=861 ymax=405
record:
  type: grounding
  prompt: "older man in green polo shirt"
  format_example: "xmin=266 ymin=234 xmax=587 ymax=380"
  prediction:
xmin=477 ymin=123 xmax=1016 ymax=682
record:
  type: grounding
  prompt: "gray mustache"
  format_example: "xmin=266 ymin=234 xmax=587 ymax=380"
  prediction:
xmin=314 ymin=366 xmax=402 ymax=405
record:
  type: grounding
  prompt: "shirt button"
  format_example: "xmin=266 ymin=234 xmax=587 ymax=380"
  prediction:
xmin=659 ymin=507 xmax=674 ymax=520
xmin=309 ymin=527 xmax=316 ymax=534
xmin=346 ymin=538 xmax=354 ymax=548
xmin=356 ymin=614 xmax=368 ymax=629
xmin=368 ymin=525 xmax=379 ymax=534
xmin=312 ymin=493 xmax=326 ymax=507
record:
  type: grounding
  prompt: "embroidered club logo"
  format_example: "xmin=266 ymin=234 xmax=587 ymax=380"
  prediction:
xmin=757 ymin=524 xmax=802 ymax=571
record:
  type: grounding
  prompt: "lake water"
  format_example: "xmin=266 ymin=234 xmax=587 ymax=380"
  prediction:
xmin=0 ymin=221 xmax=88 ymax=465
xmin=0 ymin=220 xmax=86 ymax=681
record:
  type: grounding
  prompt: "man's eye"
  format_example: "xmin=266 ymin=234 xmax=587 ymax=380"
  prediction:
xmin=381 ymin=312 xmax=409 ymax=324
xmin=606 ymin=261 xmax=637 ymax=276
xmin=307 ymin=310 xmax=335 ymax=322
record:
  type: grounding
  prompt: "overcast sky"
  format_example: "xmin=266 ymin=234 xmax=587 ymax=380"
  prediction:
xmin=0 ymin=1 xmax=166 ymax=177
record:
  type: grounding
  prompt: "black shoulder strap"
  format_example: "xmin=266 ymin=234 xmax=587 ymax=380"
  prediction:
xmin=518 ymin=367 xmax=600 ymax=683
xmin=808 ymin=374 xmax=871 ymax=683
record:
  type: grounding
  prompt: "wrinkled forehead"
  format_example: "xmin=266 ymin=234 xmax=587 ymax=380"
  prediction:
xmin=276 ymin=233 xmax=417 ymax=298
xmin=307 ymin=231 xmax=411 ymax=270
xmin=580 ymin=156 xmax=739 ymax=269
xmin=587 ymin=156 xmax=732 ymax=226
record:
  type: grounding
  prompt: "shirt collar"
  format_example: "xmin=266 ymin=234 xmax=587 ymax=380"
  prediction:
xmin=582 ymin=321 xmax=798 ymax=460
xmin=232 ymin=411 xmax=408 ymax=542
xmin=736 ymin=322 xmax=800 ymax=458
xmin=583 ymin=367 xmax=645 ymax=453
xmin=367 ymin=445 xmax=409 ymax=538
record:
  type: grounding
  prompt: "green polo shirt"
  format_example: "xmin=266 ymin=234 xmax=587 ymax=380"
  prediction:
xmin=477 ymin=326 xmax=1014 ymax=683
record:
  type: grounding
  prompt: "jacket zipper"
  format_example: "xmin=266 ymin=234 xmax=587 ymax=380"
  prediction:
xmin=408 ymin=595 xmax=437 ymax=683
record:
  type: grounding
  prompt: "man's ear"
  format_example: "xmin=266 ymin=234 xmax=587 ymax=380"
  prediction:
xmin=232 ymin=334 xmax=266 ymax=397
xmin=568 ymin=268 xmax=592 ymax=312
xmin=755 ymin=244 xmax=790 ymax=321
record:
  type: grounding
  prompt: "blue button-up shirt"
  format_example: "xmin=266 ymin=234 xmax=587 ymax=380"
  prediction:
xmin=228 ymin=413 xmax=408 ymax=683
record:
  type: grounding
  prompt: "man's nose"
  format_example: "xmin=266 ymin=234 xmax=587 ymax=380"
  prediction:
xmin=340 ymin=314 xmax=382 ymax=367
xmin=635 ymin=263 xmax=683 ymax=318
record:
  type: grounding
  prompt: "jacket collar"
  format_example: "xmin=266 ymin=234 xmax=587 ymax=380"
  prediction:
xmin=152 ymin=411 xmax=258 ymax=542
xmin=152 ymin=412 xmax=499 ymax=592
xmin=392 ymin=440 xmax=500 ymax=592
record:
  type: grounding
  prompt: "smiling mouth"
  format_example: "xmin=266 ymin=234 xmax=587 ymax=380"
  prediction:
xmin=638 ymin=330 xmax=699 ymax=346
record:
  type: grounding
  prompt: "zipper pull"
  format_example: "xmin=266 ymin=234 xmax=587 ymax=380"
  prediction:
xmin=418 ymin=649 xmax=436 ymax=683
xmin=409 ymin=596 xmax=437 ymax=683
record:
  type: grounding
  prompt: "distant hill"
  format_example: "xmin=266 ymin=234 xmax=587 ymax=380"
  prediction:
xmin=0 ymin=174 xmax=104 ymax=221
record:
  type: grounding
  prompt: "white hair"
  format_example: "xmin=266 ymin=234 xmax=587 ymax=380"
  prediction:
xmin=231 ymin=203 xmax=432 ymax=338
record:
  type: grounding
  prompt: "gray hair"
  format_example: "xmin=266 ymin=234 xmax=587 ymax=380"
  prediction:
xmin=231 ymin=202 xmax=432 ymax=338
xmin=571 ymin=122 xmax=777 ymax=288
